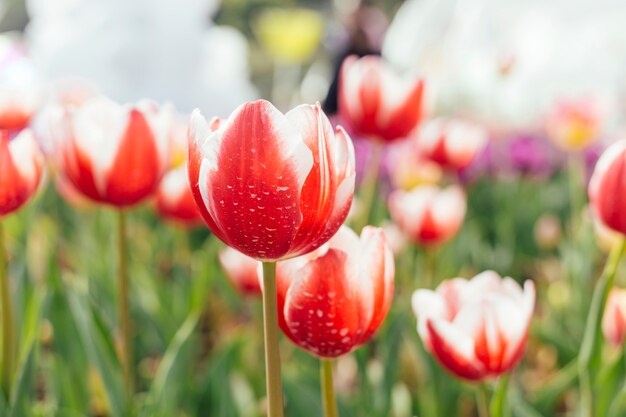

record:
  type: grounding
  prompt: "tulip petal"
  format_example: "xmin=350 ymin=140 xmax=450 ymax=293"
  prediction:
xmin=197 ymin=100 xmax=314 ymax=260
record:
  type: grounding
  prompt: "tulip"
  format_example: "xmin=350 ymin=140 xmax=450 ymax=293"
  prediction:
xmin=276 ymin=225 xmax=394 ymax=357
xmin=602 ymin=287 xmax=626 ymax=346
xmin=412 ymin=271 xmax=535 ymax=381
xmin=387 ymin=139 xmax=442 ymax=191
xmin=56 ymin=96 xmax=173 ymax=207
xmin=188 ymin=99 xmax=355 ymax=417
xmin=0 ymin=35 xmax=41 ymax=132
xmin=0 ymin=129 xmax=44 ymax=217
xmin=588 ymin=140 xmax=626 ymax=235
xmin=188 ymin=99 xmax=355 ymax=261
xmin=338 ymin=55 xmax=424 ymax=143
xmin=154 ymin=120 xmax=202 ymax=226
xmin=414 ymin=117 xmax=488 ymax=171
xmin=219 ymin=247 xmax=262 ymax=297
xmin=546 ymin=97 xmax=602 ymax=152
xmin=388 ymin=185 xmax=466 ymax=247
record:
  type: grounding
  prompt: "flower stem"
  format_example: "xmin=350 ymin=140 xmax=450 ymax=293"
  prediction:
xmin=490 ymin=374 xmax=510 ymax=417
xmin=355 ymin=141 xmax=384 ymax=232
xmin=320 ymin=359 xmax=339 ymax=417
xmin=262 ymin=261 xmax=284 ymax=417
xmin=0 ymin=221 xmax=14 ymax=399
xmin=578 ymin=238 xmax=625 ymax=417
xmin=476 ymin=384 xmax=491 ymax=417
xmin=117 ymin=210 xmax=134 ymax=409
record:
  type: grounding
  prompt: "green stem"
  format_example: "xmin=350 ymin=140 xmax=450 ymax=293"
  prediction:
xmin=476 ymin=384 xmax=491 ymax=417
xmin=262 ymin=261 xmax=284 ymax=417
xmin=355 ymin=141 xmax=384 ymax=232
xmin=423 ymin=247 xmax=437 ymax=289
xmin=490 ymin=374 xmax=510 ymax=417
xmin=578 ymin=238 xmax=625 ymax=417
xmin=117 ymin=210 xmax=134 ymax=410
xmin=567 ymin=153 xmax=584 ymax=233
xmin=320 ymin=359 xmax=339 ymax=417
xmin=0 ymin=222 xmax=14 ymax=399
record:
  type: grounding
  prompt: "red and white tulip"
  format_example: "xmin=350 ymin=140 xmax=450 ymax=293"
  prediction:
xmin=414 ymin=117 xmax=487 ymax=171
xmin=602 ymin=287 xmax=626 ymax=346
xmin=0 ymin=129 xmax=44 ymax=216
xmin=56 ymin=96 xmax=173 ymax=207
xmin=388 ymin=185 xmax=466 ymax=247
xmin=338 ymin=55 xmax=425 ymax=142
xmin=412 ymin=271 xmax=535 ymax=380
xmin=276 ymin=225 xmax=394 ymax=358
xmin=589 ymin=140 xmax=626 ymax=235
xmin=188 ymin=100 xmax=355 ymax=261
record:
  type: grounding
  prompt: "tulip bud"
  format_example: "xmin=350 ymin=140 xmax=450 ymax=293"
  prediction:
xmin=413 ymin=118 xmax=488 ymax=171
xmin=534 ymin=214 xmax=561 ymax=250
xmin=602 ymin=287 xmax=626 ymax=346
xmin=412 ymin=271 xmax=535 ymax=380
xmin=388 ymin=185 xmax=466 ymax=247
xmin=0 ymin=129 xmax=44 ymax=217
xmin=55 ymin=96 xmax=173 ymax=207
xmin=188 ymin=100 xmax=355 ymax=261
xmin=589 ymin=140 xmax=626 ymax=235
xmin=276 ymin=226 xmax=394 ymax=358
xmin=339 ymin=55 xmax=425 ymax=142
xmin=546 ymin=98 xmax=602 ymax=152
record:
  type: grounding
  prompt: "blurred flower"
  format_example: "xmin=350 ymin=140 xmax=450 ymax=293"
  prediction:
xmin=414 ymin=117 xmax=488 ymax=171
xmin=387 ymin=139 xmax=442 ymax=190
xmin=546 ymin=98 xmax=602 ymax=152
xmin=381 ymin=222 xmax=408 ymax=256
xmin=338 ymin=55 xmax=425 ymax=142
xmin=276 ymin=225 xmax=394 ymax=357
xmin=219 ymin=247 xmax=262 ymax=297
xmin=412 ymin=271 xmax=535 ymax=381
xmin=255 ymin=8 xmax=324 ymax=64
xmin=533 ymin=214 xmax=561 ymax=250
xmin=589 ymin=140 xmax=626 ymax=235
xmin=0 ymin=34 xmax=42 ymax=132
xmin=0 ymin=129 xmax=44 ymax=216
xmin=602 ymin=287 xmax=626 ymax=346
xmin=388 ymin=185 xmax=466 ymax=247
xmin=188 ymin=100 xmax=355 ymax=261
xmin=155 ymin=166 xmax=202 ymax=227
xmin=55 ymin=96 xmax=173 ymax=207
xmin=154 ymin=117 xmax=202 ymax=226
xmin=592 ymin=211 xmax=621 ymax=252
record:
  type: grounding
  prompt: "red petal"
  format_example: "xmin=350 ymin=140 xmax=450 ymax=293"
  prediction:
xmin=201 ymin=100 xmax=311 ymax=260
xmin=590 ymin=142 xmax=626 ymax=234
xmin=279 ymin=249 xmax=360 ymax=358
xmin=426 ymin=319 xmax=485 ymax=381
xmin=382 ymin=79 xmax=424 ymax=140
xmin=0 ymin=134 xmax=32 ymax=215
xmin=104 ymin=109 xmax=162 ymax=206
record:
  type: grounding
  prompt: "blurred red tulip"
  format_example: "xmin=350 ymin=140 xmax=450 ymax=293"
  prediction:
xmin=219 ymin=247 xmax=262 ymax=297
xmin=589 ymin=140 xmax=626 ymax=235
xmin=155 ymin=166 xmax=203 ymax=226
xmin=56 ymin=96 xmax=173 ymax=207
xmin=0 ymin=129 xmax=44 ymax=216
xmin=546 ymin=97 xmax=602 ymax=152
xmin=414 ymin=118 xmax=487 ymax=171
xmin=188 ymin=100 xmax=355 ymax=261
xmin=388 ymin=185 xmax=466 ymax=247
xmin=602 ymin=287 xmax=626 ymax=346
xmin=276 ymin=225 xmax=394 ymax=358
xmin=412 ymin=271 xmax=535 ymax=381
xmin=338 ymin=55 xmax=424 ymax=142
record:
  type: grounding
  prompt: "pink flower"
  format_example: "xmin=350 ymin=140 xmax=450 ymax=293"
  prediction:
xmin=338 ymin=55 xmax=425 ymax=142
xmin=388 ymin=185 xmax=466 ymax=247
xmin=602 ymin=287 xmax=626 ymax=346
xmin=188 ymin=100 xmax=355 ymax=261
xmin=412 ymin=271 xmax=535 ymax=381
xmin=276 ymin=226 xmax=394 ymax=358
